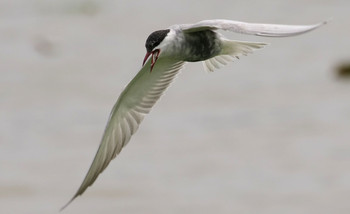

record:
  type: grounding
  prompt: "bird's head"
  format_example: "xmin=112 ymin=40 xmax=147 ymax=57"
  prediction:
xmin=143 ymin=29 xmax=170 ymax=72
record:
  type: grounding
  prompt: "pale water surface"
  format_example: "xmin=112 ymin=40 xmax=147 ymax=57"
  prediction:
xmin=1 ymin=1 xmax=349 ymax=213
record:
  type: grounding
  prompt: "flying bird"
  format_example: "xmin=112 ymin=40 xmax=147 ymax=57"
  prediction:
xmin=62 ymin=19 xmax=327 ymax=210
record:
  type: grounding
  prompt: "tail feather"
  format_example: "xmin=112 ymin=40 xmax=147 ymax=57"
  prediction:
xmin=203 ymin=40 xmax=267 ymax=72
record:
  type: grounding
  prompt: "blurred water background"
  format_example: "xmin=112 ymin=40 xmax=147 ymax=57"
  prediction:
xmin=1 ymin=0 xmax=349 ymax=213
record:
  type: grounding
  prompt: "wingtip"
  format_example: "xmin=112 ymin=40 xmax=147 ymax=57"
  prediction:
xmin=59 ymin=196 xmax=77 ymax=212
xmin=319 ymin=18 xmax=332 ymax=26
xmin=324 ymin=18 xmax=333 ymax=25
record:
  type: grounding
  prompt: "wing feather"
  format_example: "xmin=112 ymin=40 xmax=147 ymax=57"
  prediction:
xmin=181 ymin=19 xmax=328 ymax=37
xmin=61 ymin=57 xmax=185 ymax=210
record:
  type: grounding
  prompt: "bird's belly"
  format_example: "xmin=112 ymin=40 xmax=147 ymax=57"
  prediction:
xmin=180 ymin=30 xmax=222 ymax=62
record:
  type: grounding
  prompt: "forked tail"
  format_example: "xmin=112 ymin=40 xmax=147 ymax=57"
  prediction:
xmin=203 ymin=39 xmax=267 ymax=72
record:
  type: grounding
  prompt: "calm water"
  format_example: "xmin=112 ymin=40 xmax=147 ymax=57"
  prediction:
xmin=1 ymin=1 xmax=349 ymax=213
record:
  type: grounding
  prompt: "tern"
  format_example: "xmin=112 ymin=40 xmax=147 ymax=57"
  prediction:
xmin=62 ymin=19 xmax=327 ymax=210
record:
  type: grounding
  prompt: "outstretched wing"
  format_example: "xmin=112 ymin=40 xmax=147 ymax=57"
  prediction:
xmin=62 ymin=57 xmax=185 ymax=210
xmin=180 ymin=19 xmax=328 ymax=37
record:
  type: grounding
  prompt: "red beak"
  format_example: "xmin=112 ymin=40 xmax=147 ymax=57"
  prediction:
xmin=142 ymin=50 xmax=160 ymax=73
xmin=143 ymin=52 xmax=151 ymax=66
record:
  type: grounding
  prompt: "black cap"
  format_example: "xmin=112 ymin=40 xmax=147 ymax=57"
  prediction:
xmin=145 ymin=29 xmax=170 ymax=52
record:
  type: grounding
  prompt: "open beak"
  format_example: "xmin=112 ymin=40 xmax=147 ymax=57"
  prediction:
xmin=142 ymin=50 xmax=160 ymax=72
xmin=143 ymin=52 xmax=151 ymax=66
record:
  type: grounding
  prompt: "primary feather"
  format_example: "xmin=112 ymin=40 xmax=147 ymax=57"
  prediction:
xmin=61 ymin=58 xmax=185 ymax=210
xmin=180 ymin=19 xmax=328 ymax=36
